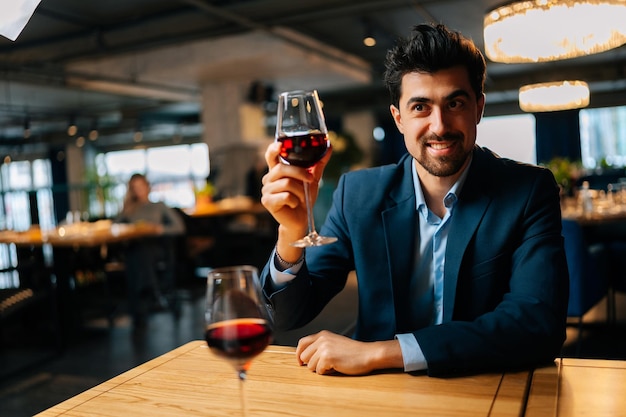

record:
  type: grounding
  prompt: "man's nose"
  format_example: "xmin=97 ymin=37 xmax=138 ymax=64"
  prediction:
xmin=429 ymin=107 xmax=449 ymax=136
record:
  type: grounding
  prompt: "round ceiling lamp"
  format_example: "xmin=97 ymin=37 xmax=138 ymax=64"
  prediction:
xmin=484 ymin=0 xmax=626 ymax=63
xmin=518 ymin=80 xmax=590 ymax=112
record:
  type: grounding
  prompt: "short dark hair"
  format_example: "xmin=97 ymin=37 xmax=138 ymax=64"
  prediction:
xmin=383 ymin=23 xmax=486 ymax=107
xmin=129 ymin=173 xmax=149 ymax=185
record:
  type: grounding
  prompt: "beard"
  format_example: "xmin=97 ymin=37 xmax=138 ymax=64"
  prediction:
xmin=415 ymin=133 xmax=472 ymax=177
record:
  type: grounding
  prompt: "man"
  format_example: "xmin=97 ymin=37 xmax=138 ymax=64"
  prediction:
xmin=260 ymin=23 xmax=569 ymax=377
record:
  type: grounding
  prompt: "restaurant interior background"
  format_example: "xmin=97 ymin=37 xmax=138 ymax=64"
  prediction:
xmin=1 ymin=0 xmax=626 ymax=410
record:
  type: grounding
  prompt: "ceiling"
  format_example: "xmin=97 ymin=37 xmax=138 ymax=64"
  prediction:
xmin=1 ymin=0 xmax=625 ymax=153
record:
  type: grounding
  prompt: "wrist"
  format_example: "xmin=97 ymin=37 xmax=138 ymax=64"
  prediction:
xmin=275 ymin=246 xmax=304 ymax=270
xmin=274 ymin=243 xmax=304 ymax=266
xmin=371 ymin=340 xmax=405 ymax=371
xmin=277 ymin=226 xmax=306 ymax=262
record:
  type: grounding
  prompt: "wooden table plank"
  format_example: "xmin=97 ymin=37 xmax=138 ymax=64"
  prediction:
xmin=525 ymin=361 xmax=559 ymax=417
xmin=526 ymin=357 xmax=626 ymax=417
xmin=491 ymin=370 xmax=533 ymax=417
xmin=557 ymin=359 xmax=626 ymax=417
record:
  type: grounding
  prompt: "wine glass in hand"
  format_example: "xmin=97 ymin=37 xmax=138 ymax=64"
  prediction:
xmin=275 ymin=90 xmax=338 ymax=247
xmin=204 ymin=266 xmax=272 ymax=416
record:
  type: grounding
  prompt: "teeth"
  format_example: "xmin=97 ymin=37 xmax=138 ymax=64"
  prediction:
xmin=430 ymin=142 xmax=450 ymax=150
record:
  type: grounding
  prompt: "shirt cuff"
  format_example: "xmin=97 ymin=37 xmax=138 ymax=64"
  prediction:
xmin=395 ymin=333 xmax=428 ymax=372
xmin=270 ymin=248 xmax=303 ymax=286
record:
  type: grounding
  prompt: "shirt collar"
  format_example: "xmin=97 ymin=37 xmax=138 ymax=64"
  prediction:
xmin=412 ymin=155 xmax=472 ymax=213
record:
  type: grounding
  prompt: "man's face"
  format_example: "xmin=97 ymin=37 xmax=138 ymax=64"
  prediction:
xmin=390 ymin=66 xmax=485 ymax=180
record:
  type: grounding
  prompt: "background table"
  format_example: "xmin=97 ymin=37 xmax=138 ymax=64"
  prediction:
xmin=35 ymin=340 xmax=530 ymax=417
xmin=180 ymin=198 xmax=276 ymax=273
xmin=0 ymin=221 xmax=162 ymax=248
xmin=0 ymin=221 xmax=166 ymax=343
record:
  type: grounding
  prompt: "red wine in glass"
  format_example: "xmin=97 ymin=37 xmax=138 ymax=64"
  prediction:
xmin=277 ymin=132 xmax=330 ymax=168
xmin=205 ymin=318 xmax=272 ymax=371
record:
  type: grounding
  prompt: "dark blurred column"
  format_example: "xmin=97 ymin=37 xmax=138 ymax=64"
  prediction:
xmin=49 ymin=147 xmax=69 ymax=224
xmin=535 ymin=109 xmax=582 ymax=164
xmin=28 ymin=190 xmax=39 ymax=225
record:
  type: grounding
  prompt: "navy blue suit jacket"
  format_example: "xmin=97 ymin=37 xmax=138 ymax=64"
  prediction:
xmin=262 ymin=146 xmax=569 ymax=376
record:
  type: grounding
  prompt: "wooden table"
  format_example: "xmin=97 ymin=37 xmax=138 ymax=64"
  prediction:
xmin=35 ymin=340 xmax=531 ymax=417
xmin=185 ymin=201 xmax=268 ymax=218
xmin=525 ymin=358 xmax=626 ymax=417
xmin=0 ymin=221 xmax=162 ymax=248
xmin=36 ymin=340 xmax=626 ymax=416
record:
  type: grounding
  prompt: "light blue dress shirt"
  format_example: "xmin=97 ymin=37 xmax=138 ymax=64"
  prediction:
xmin=270 ymin=157 xmax=470 ymax=372
xmin=395 ymin=159 xmax=469 ymax=371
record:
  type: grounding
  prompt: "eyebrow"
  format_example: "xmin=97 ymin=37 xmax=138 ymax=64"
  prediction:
xmin=405 ymin=89 xmax=472 ymax=109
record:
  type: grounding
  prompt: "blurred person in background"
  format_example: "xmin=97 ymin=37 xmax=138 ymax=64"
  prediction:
xmin=117 ymin=173 xmax=185 ymax=329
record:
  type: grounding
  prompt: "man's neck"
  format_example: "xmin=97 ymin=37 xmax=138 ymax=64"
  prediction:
xmin=414 ymin=159 xmax=467 ymax=218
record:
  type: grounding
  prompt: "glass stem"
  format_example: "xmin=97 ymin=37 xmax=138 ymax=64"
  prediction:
xmin=238 ymin=370 xmax=248 ymax=417
xmin=304 ymin=181 xmax=316 ymax=236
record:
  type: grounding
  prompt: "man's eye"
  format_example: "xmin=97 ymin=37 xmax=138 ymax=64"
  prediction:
xmin=449 ymin=100 xmax=463 ymax=110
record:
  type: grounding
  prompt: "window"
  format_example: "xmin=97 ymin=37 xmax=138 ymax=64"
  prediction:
xmin=580 ymin=106 xmax=626 ymax=169
xmin=96 ymin=143 xmax=210 ymax=216
xmin=0 ymin=159 xmax=55 ymax=232
xmin=477 ymin=114 xmax=537 ymax=165
xmin=0 ymin=158 xmax=55 ymax=288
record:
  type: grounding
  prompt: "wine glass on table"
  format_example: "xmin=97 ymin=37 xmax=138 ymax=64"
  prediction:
xmin=204 ymin=265 xmax=272 ymax=416
xmin=275 ymin=89 xmax=338 ymax=247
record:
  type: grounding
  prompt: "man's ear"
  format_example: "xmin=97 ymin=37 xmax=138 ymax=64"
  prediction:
xmin=390 ymin=104 xmax=404 ymax=134
xmin=476 ymin=93 xmax=486 ymax=124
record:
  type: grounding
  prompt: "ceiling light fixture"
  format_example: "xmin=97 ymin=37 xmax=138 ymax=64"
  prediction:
xmin=363 ymin=31 xmax=376 ymax=47
xmin=362 ymin=18 xmax=377 ymax=47
xmin=363 ymin=35 xmax=376 ymax=47
xmin=67 ymin=116 xmax=77 ymax=136
xmin=484 ymin=0 xmax=626 ymax=63
xmin=518 ymin=80 xmax=590 ymax=112
xmin=89 ymin=120 xmax=98 ymax=141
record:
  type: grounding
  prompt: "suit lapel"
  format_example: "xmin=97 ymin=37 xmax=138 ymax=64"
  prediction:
xmin=382 ymin=155 xmax=417 ymax=332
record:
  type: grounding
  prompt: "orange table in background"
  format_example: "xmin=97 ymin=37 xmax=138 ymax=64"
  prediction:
xmin=0 ymin=220 xmax=162 ymax=248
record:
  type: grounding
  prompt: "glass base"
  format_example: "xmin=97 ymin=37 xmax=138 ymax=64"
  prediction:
xmin=291 ymin=231 xmax=337 ymax=248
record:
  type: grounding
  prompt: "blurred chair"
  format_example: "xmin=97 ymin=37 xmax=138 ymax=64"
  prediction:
xmin=562 ymin=219 xmax=610 ymax=355
xmin=0 ymin=254 xmax=60 ymax=378
xmin=604 ymin=240 xmax=626 ymax=325
xmin=123 ymin=234 xmax=184 ymax=326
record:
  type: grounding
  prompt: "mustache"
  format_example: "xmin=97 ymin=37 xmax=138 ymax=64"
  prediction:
xmin=421 ymin=132 xmax=463 ymax=142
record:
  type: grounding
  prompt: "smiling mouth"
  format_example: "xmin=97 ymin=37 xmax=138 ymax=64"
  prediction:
xmin=428 ymin=142 xmax=453 ymax=150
